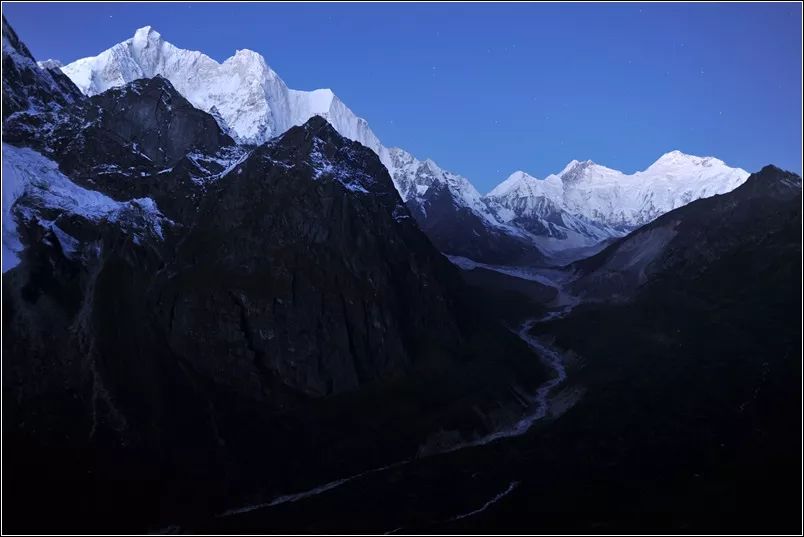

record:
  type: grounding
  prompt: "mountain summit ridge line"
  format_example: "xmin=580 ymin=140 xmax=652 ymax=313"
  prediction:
xmin=57 ymin=25 xmax=749 ymax=262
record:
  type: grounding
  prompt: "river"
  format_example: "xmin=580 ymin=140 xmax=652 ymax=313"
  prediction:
xmin=218 ymin=265 xmax=579 ymax=526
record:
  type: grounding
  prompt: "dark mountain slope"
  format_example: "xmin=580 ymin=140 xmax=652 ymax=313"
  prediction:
xmin=228 ymin=166 xmax=801 ymax=534
xmin=3 ymin=23 xmax=239 ymax=226
xmin=507 ymin=165 xmax=803 ymax=531
xmin=82 ymin=75 xmax=235 ymax=168
xmin=3 ymin=118 xmax=549 ymax=533
xmin=1 ymin=15 xmax=82 ymax=118
xmin=3 ymin=18 xmax=549 ymax=530
xmin=156 ymin=116 xmax=466 ymax=399
xmin=570 ymin=165 xmax=802 ymax=300
xmin=407 ymin=183 xmax=544 ymax=265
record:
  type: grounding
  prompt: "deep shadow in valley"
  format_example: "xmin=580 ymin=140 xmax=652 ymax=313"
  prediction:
xmin=195 ymin=171 xmax=803 ymax=534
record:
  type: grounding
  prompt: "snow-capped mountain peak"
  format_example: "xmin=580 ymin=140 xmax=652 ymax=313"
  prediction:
xmin=646 ymin=149 xmax=726 ymax=173
xmin=61 ymin=27 xmax=285 ymax=143
xmin=557 ymin=159 xmax=585 ymax=174
xmin=132 ymin=25 xmax=160 ymax=44
xmin=60 ymin=27 xmax=374 ymax=152
xmin=485 ymin=151 xmax=750 ymax=241
xmin=553 ymin=159 xmax=624 ymax=185
xmin=486 ymin=170 xmax=540 ymax=198
xmin=229 ymin=48 xmax=272 ymax=72
xmin=60 ymin=27 xmax=488 ymax=214
xmin=654 ymin=149 xmax=698 ymax=161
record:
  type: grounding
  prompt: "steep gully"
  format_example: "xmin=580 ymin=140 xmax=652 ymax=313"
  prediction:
xmin=217 ymin=262 xmax=580 ymax=525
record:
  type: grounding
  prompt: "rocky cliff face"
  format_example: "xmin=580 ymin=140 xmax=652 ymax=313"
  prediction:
xmin=156 ymin=117 xmax=465 ymax=398
xmin=1 ymin=16 xmax=82 ymax=118
xmin=3 ymin=57 xmax=243 ymax=225
xmin=407 ymin=181 xmax=544 ymax=265
xmin=85 ymin=76 xmax=235 ymax=167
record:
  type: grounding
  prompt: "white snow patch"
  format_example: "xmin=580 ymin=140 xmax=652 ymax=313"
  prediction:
xmin=2 ymin=144 xmax=171 ymax=272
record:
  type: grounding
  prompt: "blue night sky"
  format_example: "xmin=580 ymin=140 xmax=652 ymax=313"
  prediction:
xmin=3 ymin=2 xmax=802 ymax=192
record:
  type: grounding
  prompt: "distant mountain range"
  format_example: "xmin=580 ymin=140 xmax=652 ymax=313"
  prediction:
xmin=484 ymin=153 xmax=748 ymax=258
xmin=55 ymin=26 xmax=749 ymax=264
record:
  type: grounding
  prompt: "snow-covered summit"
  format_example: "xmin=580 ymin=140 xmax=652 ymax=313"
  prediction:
xmin=59 ymin=26 xmax=486 ymax=214
xmin=643 ymin=149 xmax=728 ymax=175
xmin=485 ymin=151 xmax=749 ymax=234
xmin=486 ymin=171 xmax=546 ymax=206
xmin=487 ymin=171 xmax=539 ymax=198
xmin=62 ymin=26 xmax=282 ymax=144
xmin=551 ymin=159 xmax=625 ymax=185
xmin=60 ymin=27 xmax=384 ymax=152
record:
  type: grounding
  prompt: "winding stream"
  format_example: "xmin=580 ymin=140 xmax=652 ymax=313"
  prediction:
xmin=449 ymin=480 xmax=521 ymax=522
xmin=219 ymin=266 xmax=579 ymax=523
